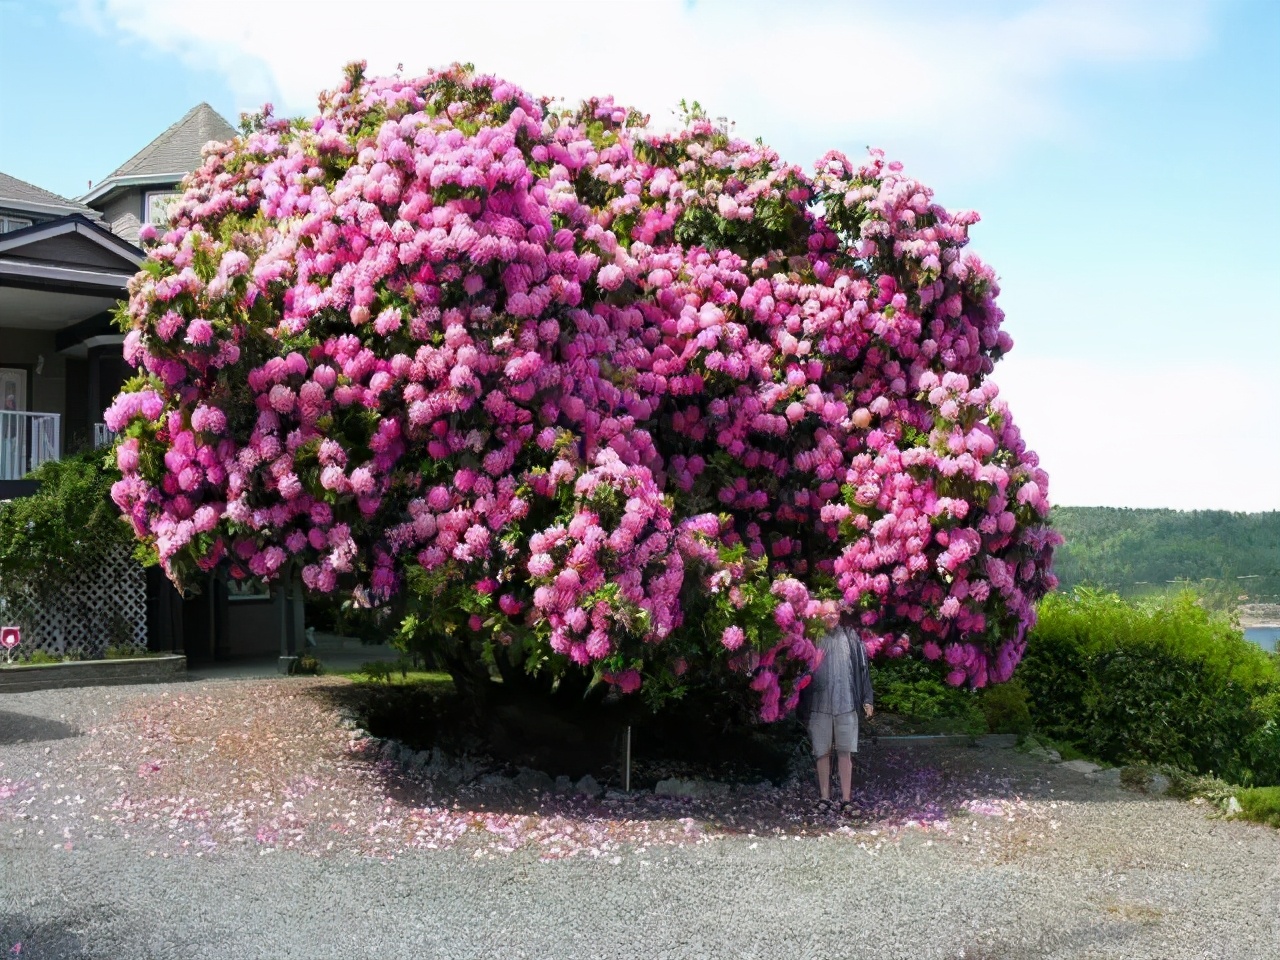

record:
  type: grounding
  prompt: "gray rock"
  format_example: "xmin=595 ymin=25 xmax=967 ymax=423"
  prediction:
xmin=976 ymin=734 xmax=1018 ymax=749
xmin=1225 ymin=796 xmax=1243 ymax=815
xmin=1058 ymin=759 xmax=1102 ymax=775
xmin=1024 ymin=743 xmax=1063 ymax=763
xmin=514 ymin=768 xmax=555 ymax=793
xmin=453 ymin=756 xmax=487 ymax=784
xmin=654 ymin=777 xmax=730 ymax=800
xmin=573 ymin=774 xmax=603 ymax=798
xmin=553 ymin=775 xmax=574 ymax=794
xmin=1149 ymin=773 xmax=1171 ymax=796
xmin=653 ymin=777 xmax=683 ymax=797
xmin=1090 ymin=767 xmax=1123 ymax=787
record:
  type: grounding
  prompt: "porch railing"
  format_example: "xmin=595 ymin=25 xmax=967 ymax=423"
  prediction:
xmin=93 ymin=422 xmax=116 ymax=450
xmin=0 ymin=411 xmax=61 ymax=481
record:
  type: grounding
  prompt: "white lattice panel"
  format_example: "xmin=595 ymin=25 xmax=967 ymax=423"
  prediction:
xmin=0 ymin=544 xmax=147 ymax=659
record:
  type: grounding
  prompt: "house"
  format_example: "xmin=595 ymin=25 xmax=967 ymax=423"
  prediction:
xmin=0 ymin=105 xmax=238 ymax=486
xmin=81 ymin=103 xmax=236 ymax=245
xmin=0 ymin=104 xmax=304 ymax=667
xmin=0 ymin=177 xmax=140 ymax=494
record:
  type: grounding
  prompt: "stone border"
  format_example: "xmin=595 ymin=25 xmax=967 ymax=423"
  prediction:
xmin=0 ymin=654 xmax=186 ymax=693
xmin=875 ymin=734 xmax=1018 ymax=748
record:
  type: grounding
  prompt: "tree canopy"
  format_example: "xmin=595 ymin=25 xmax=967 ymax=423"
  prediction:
xmin=107 ymin=63 xmax=1057 ymax=717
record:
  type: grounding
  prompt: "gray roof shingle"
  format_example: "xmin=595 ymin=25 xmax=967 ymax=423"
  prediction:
xmin=98 ymin=103 xmax=237 ymax=184
xmin=0 ymin=171 xmax=98 ymax=216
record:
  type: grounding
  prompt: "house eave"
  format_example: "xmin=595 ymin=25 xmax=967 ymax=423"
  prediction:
xmin=81 ymin=173 xmax=189 ymax=205
xmin=0 ymin=259 xmax=133 ymax=298
xmin=0 ymin=215 xmax=145 ymax=265
xmin=0 ymin=197 xmax=101 ymax=220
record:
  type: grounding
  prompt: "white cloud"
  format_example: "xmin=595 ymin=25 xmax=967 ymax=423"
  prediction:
xmin=71 ymin=0 xmax=1263 ymax=513
xmin=74 ymin=0 xmax=1212 ymax=176
xmin=994 ymin=355 xmax=1280 ymax=512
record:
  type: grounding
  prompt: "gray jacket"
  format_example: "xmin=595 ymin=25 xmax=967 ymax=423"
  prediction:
xmin=797 ymin=627 xmax=874 ymax=721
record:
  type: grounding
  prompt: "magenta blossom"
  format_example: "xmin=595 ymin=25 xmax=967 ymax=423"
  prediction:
xmin=108 ymin=63 xmax=1057 ymax=719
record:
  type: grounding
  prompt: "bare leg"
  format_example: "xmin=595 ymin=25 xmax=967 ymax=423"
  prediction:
xmin=815 ymin=753 xmax=831 ymax=800
xmin=837 ymin=750 xmax=853 ymax=802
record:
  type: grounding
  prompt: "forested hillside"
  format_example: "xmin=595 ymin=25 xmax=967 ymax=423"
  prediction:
xmin=1050 ymin=507 xmax=1280 ymax=602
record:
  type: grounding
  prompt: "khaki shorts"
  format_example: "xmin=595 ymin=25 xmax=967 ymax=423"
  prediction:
xmin=808 ymin=710 xmax=858 ymax=755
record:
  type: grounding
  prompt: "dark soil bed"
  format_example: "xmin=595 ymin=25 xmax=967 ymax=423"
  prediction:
xmin=339 ymin=678 xmax=808 ymax=786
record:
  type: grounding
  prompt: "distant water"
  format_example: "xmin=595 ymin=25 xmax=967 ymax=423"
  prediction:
xmin=1245 ymin=627 xmax=1280 ymax=653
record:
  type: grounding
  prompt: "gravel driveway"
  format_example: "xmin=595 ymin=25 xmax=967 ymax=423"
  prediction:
xmin=2 ymin=678 xmax=1277 ymax=960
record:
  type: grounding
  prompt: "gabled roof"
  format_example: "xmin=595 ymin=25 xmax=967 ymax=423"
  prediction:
xmin=82 ymin=103 xmax=237 ymax=203
xmin=0 ymin=214 xmax=143 ymax=264
xmin=0 ymin=171 xmax=99 ymax=219
xmin=0 ymin=214 xmax=143 ymax=299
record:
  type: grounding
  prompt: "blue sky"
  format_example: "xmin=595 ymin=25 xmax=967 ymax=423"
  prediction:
xmin=2 ymin=0 xmax=1276 ymax=511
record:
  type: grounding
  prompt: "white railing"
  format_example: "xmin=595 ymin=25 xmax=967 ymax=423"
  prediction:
xmin=93 ymin=422 xmax=116 ymax=450
xmin=0 ymin=411 xmax=61 ymax=481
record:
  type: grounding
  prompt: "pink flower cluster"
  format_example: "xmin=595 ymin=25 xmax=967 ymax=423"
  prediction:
xmin=109 ymin=63 xmax=1058 ymax=717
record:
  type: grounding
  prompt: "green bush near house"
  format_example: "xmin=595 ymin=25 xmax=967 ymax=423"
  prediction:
xmin=0 ymin=450 xmax=142 ymax=660
xmin=0 ymin=450 xmax=130 ymax=602
xmin=13 ymin=650 xmax=62 ymax=666
xmin=289 ymin=654 xmax=324 ymax=676
xmin=1020 ymin=589 xmax=1280 ymax=786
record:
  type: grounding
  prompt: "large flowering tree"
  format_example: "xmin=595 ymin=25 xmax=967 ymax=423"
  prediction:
xmin=109 ymin=63 xmax=1058 ymax=720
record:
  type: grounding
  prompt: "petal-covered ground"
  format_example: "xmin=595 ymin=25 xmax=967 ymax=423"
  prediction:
xmin=0 ymin=680 xmax=965 ymax=859
xmin=3 ymin=678 xmax=1278 ymax=960
xmin=0 ymin=677 xmax=1196 ymax=863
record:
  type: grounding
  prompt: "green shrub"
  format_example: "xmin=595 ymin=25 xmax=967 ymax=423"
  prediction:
xmin=360 ymin=661 xmax=395 ymax=684
xmin=290 ymin=655 xmax=324 ymax=676
xmin=0 ymin=450 xmax=130 ymax=600
xmin=18 ymin=650 xmax=62 ymax=666
xmin=1235 ymin=786 xmax=1280 ymax=828
xmin=872 ymin=656 xmax=985 ymax=731
xmin=0 ymin=450 xmax=141 ymax=660
xmin=980 ymin=678 xmax=1033 ymax=735
xmin=1164 ymin=768 xmax=1236 ymax=808
xmin=1022 ymin=589 xmax=1280 ymax=785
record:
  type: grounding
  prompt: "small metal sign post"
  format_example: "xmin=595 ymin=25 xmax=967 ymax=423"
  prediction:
xmin=0 ymin=626 xmax=20 ymax=664
xmin=623 ymin=725 xmax=632 ymax=794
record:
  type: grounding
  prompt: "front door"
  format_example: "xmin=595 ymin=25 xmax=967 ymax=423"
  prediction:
xmin=0 ymin=367 xmax=26 ymax=413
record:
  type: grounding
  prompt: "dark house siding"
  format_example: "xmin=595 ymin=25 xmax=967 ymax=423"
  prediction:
xmin=9 ymin=233 xmax=134 ymax=271
xmin=97 ymin=190 xmax=147 ymax=244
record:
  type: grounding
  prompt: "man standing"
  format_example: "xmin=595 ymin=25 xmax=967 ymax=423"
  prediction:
xmin=799 ymin=610 xmax=874 ymax=814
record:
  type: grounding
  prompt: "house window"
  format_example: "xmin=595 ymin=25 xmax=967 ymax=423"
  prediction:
xmin=145 ymin=191 xmax=182 ymax=227
xmin=0 ymin=215 xmax=32 ymax=233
